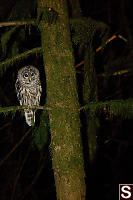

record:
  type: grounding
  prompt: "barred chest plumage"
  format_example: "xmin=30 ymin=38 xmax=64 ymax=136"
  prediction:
xmin=19 ymin=86 xmax=41 ymax=106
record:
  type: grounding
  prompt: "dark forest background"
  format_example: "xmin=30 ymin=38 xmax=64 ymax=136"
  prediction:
xmin=0 ymin=0 xmax=132 ymax=200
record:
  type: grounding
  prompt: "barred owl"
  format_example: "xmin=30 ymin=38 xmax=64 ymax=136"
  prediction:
xmin=15 ymin=66 xmax=42 ymax=126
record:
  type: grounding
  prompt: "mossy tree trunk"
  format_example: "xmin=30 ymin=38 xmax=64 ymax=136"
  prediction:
xmin=37 ymin=0 xmax=86 ymax=199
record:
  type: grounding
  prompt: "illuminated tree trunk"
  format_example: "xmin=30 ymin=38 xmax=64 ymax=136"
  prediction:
xmin=37 ymin=0 xmax=86 ymax=199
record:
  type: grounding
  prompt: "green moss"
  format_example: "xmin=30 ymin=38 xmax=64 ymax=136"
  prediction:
xmin=38 ymin=0 xmax=86 ymax=198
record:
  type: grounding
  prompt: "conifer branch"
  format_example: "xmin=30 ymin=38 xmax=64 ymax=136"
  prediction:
xmin=79 ymin=98 xmax=133 ymax=119
xmin=0 ymin=47 xmax=42 ymax=72
xmin=0 ymin=105 xmax=50 ymax=114
xmin=0 ymin=20 xmax=35 ymax=27
xmin=0 ymin=99 xmax=132 ymax=119
xmin=79 ymin=98 xmax=132 ymax=111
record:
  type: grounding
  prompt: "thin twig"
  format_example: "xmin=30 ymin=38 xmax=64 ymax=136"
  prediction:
xmin=75 ymin=34 xmax=127 ymax=68
xmin=0 ymin=128 xmax=32 ymax=168
xmin=11 ymin=144 xmax=32 ymax=200
xmin=20 ymin=155 xmax=47 ymax=200
xmin=0 ymin=122 xmax=12 ymax=131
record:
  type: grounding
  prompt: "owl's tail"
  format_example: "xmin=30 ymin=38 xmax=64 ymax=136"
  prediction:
xmin=24 ymin=109 xmax=35 ymax=126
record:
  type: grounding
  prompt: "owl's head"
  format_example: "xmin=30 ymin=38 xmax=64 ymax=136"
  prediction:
xmin=17 ymin=66 xmax=40 ymax=85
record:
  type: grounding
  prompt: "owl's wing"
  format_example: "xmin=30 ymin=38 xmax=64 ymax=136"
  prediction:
xmin=39 ymin=84 xmax=42 ymax=94
xmin=33 ymin=84 xmax=42 ymax=105
xmin=15 ymin=79 xmax=22 ymax=102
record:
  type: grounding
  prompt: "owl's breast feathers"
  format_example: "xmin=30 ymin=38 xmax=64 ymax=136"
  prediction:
xmin=15 ymin=79 xmax=21 ymax=102
xmin=15 ymin=79 xmax=42 ymax=106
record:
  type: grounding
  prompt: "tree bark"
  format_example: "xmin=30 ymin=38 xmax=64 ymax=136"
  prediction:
xmin=37 ymin=0 xmax=86 ymax=199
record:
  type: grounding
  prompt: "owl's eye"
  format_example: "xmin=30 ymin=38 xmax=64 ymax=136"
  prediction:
xmin=31 ymin=72 xmax=35 ymax=77
xmin=24 ymin=73 xmax=28 ymax=78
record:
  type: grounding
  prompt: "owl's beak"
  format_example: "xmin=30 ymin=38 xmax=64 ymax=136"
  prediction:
xmin=29 ymin=77 xmax=31 ymax=82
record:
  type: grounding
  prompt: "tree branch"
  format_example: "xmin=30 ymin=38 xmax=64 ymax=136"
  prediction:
xmin=75 ymin=34 xmax=127 ymax=68
xmin=0 ymin=98 xmax=132 ymax=117
xmin=0 ymin=105 xmax=51 ymax=114
xmin=11 ymin=144 xmax=32 ymax=200
xmin=0 ymin=20 xmax=35 ymax=27
xmin=0 ymin=47 xmax=42 ymax=70
xmin=79 ymin=98 xmax=132 ymax=119
xmin=0 ymin=128 xmax=32 ymax=168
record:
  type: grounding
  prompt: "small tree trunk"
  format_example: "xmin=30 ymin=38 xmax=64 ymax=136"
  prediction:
xmin=37 ymin=0 xmax=86 ymax=199
xmin=83 ymin=48 xmax=99 ymax=162
xmin=68 ymin=0 xmax=82 ymax=18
